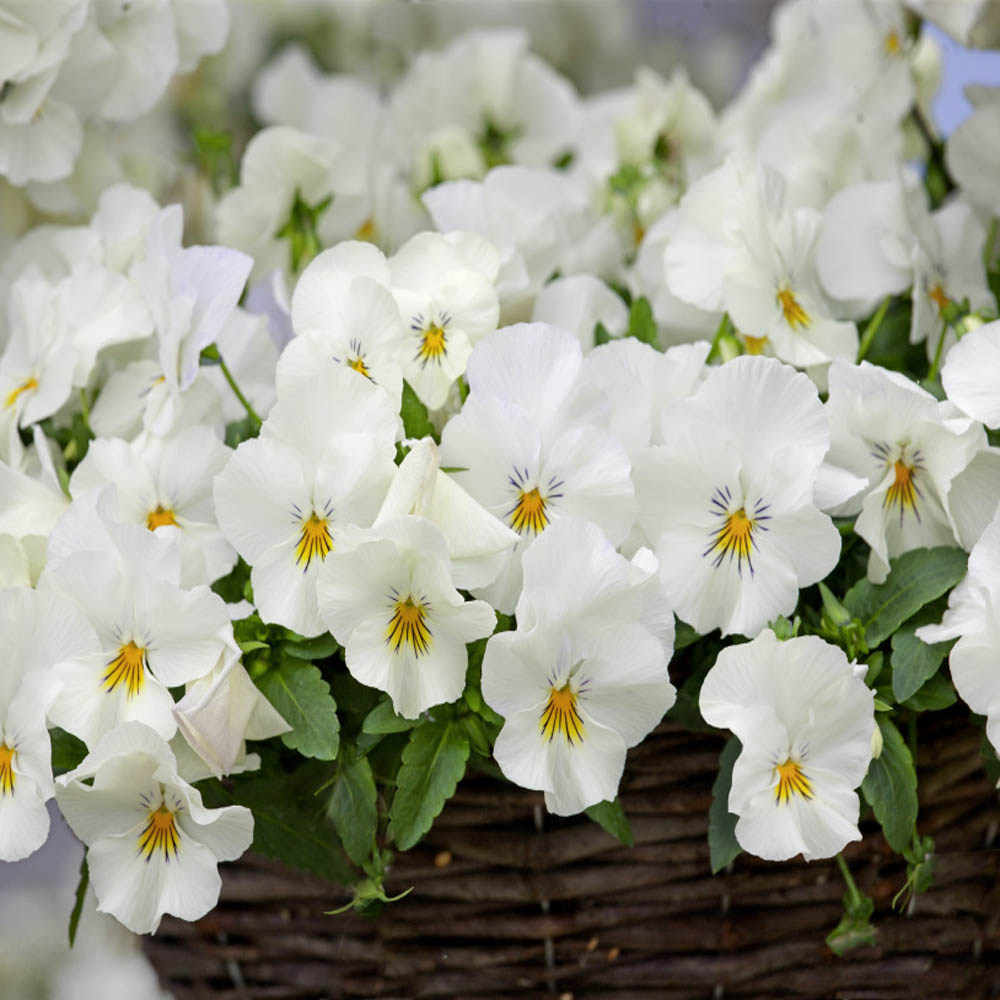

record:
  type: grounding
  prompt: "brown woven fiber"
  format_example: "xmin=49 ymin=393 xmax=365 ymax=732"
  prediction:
xmin=145 ymin=707 xmax=1000 ymax=999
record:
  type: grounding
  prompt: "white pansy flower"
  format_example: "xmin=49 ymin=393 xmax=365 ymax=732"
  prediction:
xmin=637 ymin=355 xmax=842 ymax=637
xmin=389 ymin=231 xmax=500 ymax=410
xmin=285 ymin=242 xmax=406 ymax=408
xmin=483 ymin=518 xmax=675 ymax=816
xmin=216 ymin=126 xmax=368 ymax=283
xmin=56 ymin=722 xmax=253 ymax=935
xmin=825 ymin=360 xmax=985 ymax=582
xmin=172 ymin=647 xmax=291 ymax=780
xmin=213 ymin=365 xmax=398 ymax=637
xmin=0 ymin=587 xmax=99 ymax=861
xmin=664 ymin=156 xmax=858 ymax=367
xmin=69 ymin=426 xmax=236 ymax=588
xmin=317 ymin=516 xmax=496 ymax=719
xmin=700 ymin=630 xmax=875 ymax=862
xmin=440 ymin=324 xmax=636 ymax=611
xmin=40 ymin=491 xmax=235 ymax=748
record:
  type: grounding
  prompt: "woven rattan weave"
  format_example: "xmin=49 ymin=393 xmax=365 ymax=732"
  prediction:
xmin=146 ymin=708 xmax=1000 ymax=999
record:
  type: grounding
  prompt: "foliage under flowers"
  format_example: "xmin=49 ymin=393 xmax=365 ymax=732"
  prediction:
xmin=2 ymin=0 xmax=1000 ymax=958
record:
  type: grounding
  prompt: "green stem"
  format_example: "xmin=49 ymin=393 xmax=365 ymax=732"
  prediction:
xmin=707 ymin=313 xmax=733 ymax=363
xmin=835 ymin=852 xmax=862 ymax=907
xmin=856 ymin=297 xmax=891 ymax=363
xmin=218 ymin=351 xmax=261 ymax=427
xmin=927 ymin=319 xmax=948 ymax=382
xmin=79 ymin=388 xmax=92 ymax=434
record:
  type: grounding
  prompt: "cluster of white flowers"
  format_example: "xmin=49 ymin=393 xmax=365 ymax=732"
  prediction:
xmin=2 ymin=0 xmax=1000 ymax=943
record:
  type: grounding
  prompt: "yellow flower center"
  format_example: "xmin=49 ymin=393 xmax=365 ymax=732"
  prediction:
xmin=883 ymin=30 xmax=903 ymax=56
xmin=884 ymin=459 xmax=919 ymax=517
xmin=777 ymin=287 xmax=811 ymax=330
xmin=4 ymin=376 xmax=37 ymax=410
xmin=774 ymin=758 xmax=813 ymax=804
xmin=386 ymin=596 xmax=432 ymax=656
xmin=929 ymin=284 xmax=950 ymax=312
xmin=744 ymin=335 xmax=768 ymax=355
xmin=347 ymin=356 xmax=371 ymax=379
xmin=354 ymin=217 xmax=376 ymax=242
xmin=0 ymin=744 xmax=15 ymax=797
xmin=138 ymin=804 xmax=181 ymax=861
xmin=509 ymin=487 xmax=549 ymax=535
xmin=103 ymin=640 xmax=146 ymax=699
xmin=539 ymin=685 xmax=585 ymax=745
xmin=146 ymin=505 xmax=178 ymax=530
xmin=295 ymin=512 xmax=333 ymax=571
xmin=418 ymin=324 xmax=448 ymax=365
xmin=708 ymin=507 xmax=757 ymax=573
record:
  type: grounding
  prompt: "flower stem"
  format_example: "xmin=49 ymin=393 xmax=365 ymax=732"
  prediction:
xmin=79 ymin=388 xmax=92 ymax=434
xmin=835 ymin=852 xmax=862 ymax=907
xmin=927 ymin=319 xmax=948 ymax=382
xmin=213 ymin=348 xmax=262 ymax=427
xmin=856 ymin=297 xmax=890 ymax=363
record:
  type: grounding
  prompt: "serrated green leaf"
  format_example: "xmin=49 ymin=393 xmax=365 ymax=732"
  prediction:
xmin=585 ymin=798 xmax=633 ymax=846
xmin=282 ymin=633 xmax=339 ymax=661
xmin=202 ymin=771 xmax=355 ymax=884
xmin=388 ymin=719 xmax=469 ymax=850
xmin=362 ymin=697 xmax=417 ymax=734
xmin=400 ymin=380 xmax=437 ymax=441
xmin=861 ymin=717 xmax=917 ymax=852
xmin=843 ymin=547 xmax=967 ymax=648
xmin=258 ymin=659 xmax=340 ymax=760
xmin=902 ymin=672 xmax=957 ymax=711
xmin=709 ymin=737 xmax=742 ymax=873
xmin=327 ymin=755 xmax=378 ymax=866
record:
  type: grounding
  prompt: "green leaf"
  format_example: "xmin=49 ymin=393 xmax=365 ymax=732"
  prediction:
xmin=594 ymin=320 xmax=612 ymax=346
xmin=585 ymin=798 xmax=634 ymax=847
xmin=362 ymin=698 xmax=417 ymax=735
xmin=673 ymin=619 xmax=700 ymax=650
xmin=864 ymin=651 xmax=884 ymax=686
xmin=708 ymin=737 xmax=742 ymax=873
xmin=843 ymin=547 xmax=967 ymax=648
xmin=258 ymin=659 xmax=340 ymax=761
xmin=400 ymin=380 xmax=437 ymax=441
xmin=202 ymin=770 xmax=355 ymax=885
xmin=282 ymin=633 xmax=339 ymax=661
xmin=68 ymin=857 xmax=89 ymax=947
xmin=891 ymin=614 xmax=954 ymax=703
xmin=327 ymin=754 xmax=378 ymax=866
xmin=861 ymin=717 xmax=918 ymax=852
xmin=388 ymin=718 xmax=469 ymax=850
xmin=225 ymin=415 xmax=259 ymax=448
xmin=50 ymin=728 xmax=88 ymax=776
xmin=826 ymin=885 xmax=876 ymax=955
xmin=902 ymin=672 xmax=957 ymax=711
xmin=627 ymin=296 xmax=659 ymax=347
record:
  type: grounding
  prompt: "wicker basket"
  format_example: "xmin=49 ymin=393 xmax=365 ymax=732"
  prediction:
xmin=145 ymin=707 xmax=1000 ymax=999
